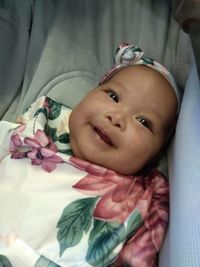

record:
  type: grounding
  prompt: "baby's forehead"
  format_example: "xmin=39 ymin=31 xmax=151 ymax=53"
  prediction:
xmin=109 ymin=65 xmax=173 ymax=89
xmin=108 ymin=65 xmax=176 ymax=101
xmin=101 ymin=67 xmax=178 ymax=116
xmin=113 ymin=64 xmax=166 ymax=79
xmin=100 ymin=58 xmax=180 ymax=114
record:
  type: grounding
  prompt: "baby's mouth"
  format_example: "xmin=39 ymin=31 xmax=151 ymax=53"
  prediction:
xmin=93 ymin=126 xmax=113 ymax=146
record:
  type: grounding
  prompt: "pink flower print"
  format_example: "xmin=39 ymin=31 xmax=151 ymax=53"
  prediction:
xmin=92 ymin=179 xmax=152 ymax=224
xmin=10 ymin=124 xmax=27 ymax=157
xmin=10 ymin=129 xmax=63 ymax=172
xmin=70 ymin=157 xmax=151 ymax=224
xmin=9 ymin=124 xmax=26 ymax=150
xmin=113 ymin=172 xmax=169 ymax=267
xmin=10 ymin=135 xmax=27 ymax=159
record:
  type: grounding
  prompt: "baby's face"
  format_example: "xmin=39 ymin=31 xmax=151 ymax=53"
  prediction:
xmin=69 ymin=65 xmax=178 ymax=175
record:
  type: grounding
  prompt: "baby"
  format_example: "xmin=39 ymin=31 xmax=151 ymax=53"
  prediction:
xmin=69 ymin=45 xmax=178 ymax=176
xmin=0 ymin=44 xmax=179 ymax=267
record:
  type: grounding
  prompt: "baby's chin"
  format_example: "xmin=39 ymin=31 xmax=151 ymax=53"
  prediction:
xmin=70 ymin=141 xmax=143 ymax=175
xmin=89 ymin=158 xmax=140 ymax=176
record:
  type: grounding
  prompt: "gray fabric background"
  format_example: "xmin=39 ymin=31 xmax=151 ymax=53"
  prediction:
xmin=0 ymin=0 xmax=193 ymax=121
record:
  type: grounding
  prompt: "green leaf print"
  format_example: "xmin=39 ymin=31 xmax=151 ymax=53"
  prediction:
xmin=86 ymin=220 xmax=126 ymax=266
xmin=57 ymin=197 xmax=98 ymax=256
xmin=47 ymin=98 xmax=62 ymax=120
xmin=132 ymin=46 xmax=142 ymax=53
xmin=45 ymin=124 xmax=58 ymax=142
xmin=34 ymin=256 xmax=61 ymax=267
xmin=0 ymin=255 xmax=13 ymax=267
xmin=58 ymin=148 xmax=73 ymax=156
xmin=58 ymin=133 xmax=70 ymax=144
xmin=34 ymin=107 xmax=48 ymax=118
xmin=142 ymin=57 xmax=154 ymax=65
xmin=126 ymin=209 xmax=142 ymax=237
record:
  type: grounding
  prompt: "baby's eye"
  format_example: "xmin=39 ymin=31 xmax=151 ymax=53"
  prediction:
xmin=106 ymin=90 xmax=119 ymax=103
xmin=136 ymin=117 xmax=152 ymax=130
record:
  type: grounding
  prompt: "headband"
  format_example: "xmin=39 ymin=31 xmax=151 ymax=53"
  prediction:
xmin=100 ymin=43 xmax=180 ymax=111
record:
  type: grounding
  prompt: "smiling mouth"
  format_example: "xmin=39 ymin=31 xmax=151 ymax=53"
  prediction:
xmin=93 ymin=126 xmax=113 ymax=146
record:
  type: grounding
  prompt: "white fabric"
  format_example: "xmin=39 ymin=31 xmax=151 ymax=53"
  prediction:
xmin=159 ymin=62 xmax=200 ymax=266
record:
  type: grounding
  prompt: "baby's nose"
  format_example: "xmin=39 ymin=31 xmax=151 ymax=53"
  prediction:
xmin=105 ymin=110 xmax=127 ymax=131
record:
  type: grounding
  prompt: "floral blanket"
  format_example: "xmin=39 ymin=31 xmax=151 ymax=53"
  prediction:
xmin=0 ymin=97 xmax=169 ymax=267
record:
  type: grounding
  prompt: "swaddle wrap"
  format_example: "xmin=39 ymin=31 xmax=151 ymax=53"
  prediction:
xmin=0 ymin=97 xmax=169 ymax=267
